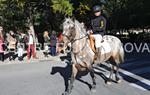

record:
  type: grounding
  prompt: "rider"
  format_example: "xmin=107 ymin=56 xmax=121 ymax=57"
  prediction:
xmin=90 ymin=5 xmax=107 ymax=55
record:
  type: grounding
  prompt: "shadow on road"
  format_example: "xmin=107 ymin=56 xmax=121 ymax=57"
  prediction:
xmin=50 ymin=62 xmax=95 ymax=92
xmin=50 ymin=63 xmax=109 ymax=92
xmin=59 ymin=53 xmax=71 ymax=62
xmin=120 ymin=52 xmax=150 ymax=91
xmin=51 ymin=52 xmax=113 ymax=92
xmin=51 ymin=62 xmax=72 ymax=91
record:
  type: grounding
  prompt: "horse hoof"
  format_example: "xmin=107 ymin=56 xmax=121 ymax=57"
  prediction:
xmin=91 ymin=85 xmax=96 ymax=92
xmin=91 ymin=88 xmax=96 ymax=93
xmin=62 ymin=91 xmax=69 ymax=95
xmin=106 ymin=81 xmax=112 ymax=85
xmin=98 ymin=64 xmax=102 ymax=67
xmin=116 ymin=79 xmax=122 ymax=83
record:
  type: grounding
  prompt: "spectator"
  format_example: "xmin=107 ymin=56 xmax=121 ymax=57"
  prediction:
xmin=57 ymin=32 xmax=63 ymax=54
xmin=6 ymin=30 xmax=17 ymax=61
xmin=34 ymin=33 xmax=39 ymax=54
xmin=50 ymin=31 xmax=57 ymax=56
xmin=16 ymin=31 xmax=25 ymax=61
xmin=43 ymin=31 xmax=50 ymax=57
xmin=27 ymin=29 xmax=38 ymax=61
xmin=0 ymin=26 xmax=4 ymax=62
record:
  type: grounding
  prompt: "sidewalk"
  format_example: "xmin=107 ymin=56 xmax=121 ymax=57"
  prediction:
xmin=0 ymin=50 xmax=66 ymax=65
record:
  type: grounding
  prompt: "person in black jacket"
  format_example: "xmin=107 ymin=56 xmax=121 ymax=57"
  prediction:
xmin=90 ymin=5 xmax=107 ymax=56
xmin=50 ymin=31 xmax=57 ymax=56
xmin=91 ymin=5 xmax=106 ymax=35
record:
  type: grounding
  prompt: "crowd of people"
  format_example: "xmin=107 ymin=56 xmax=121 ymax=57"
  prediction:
xmin=0 ymin=4 xmax=107 ymax=63
xmin=0 ymin=26 xmax=63 ymax=63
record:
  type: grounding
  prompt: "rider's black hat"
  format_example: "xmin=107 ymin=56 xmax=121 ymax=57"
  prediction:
xmin=93 ymin=5 xmax=101 ymax=12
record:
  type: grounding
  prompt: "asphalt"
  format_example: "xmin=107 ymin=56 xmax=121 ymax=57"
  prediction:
xmin=0 ymin=51 xmax=149 ymax=95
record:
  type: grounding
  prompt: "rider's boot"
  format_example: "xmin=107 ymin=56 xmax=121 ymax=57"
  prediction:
xmin=94 ymin=47 xmax=101 ymax=60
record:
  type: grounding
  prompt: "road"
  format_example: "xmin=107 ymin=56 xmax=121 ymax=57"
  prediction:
xmin=0 ymin=52 xmax=149 ymax=95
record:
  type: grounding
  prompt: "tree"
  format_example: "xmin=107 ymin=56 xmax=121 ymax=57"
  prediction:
xmin=71 ymin=0 xmax=101 ymax=26
xmin=51 ymin=0 xmax=74 ymax=16
xmin=0 ymin=0 xmax=150 ymax=36
xmin=0 ymin=0 xmax=26 ymax=31
xmin=101 ymin=0 xmax=128 ymax=30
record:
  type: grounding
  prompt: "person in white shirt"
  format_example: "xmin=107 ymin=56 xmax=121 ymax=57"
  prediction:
xmin=17 ymin=31 xmax=25 ymax=61
xmin=27 ymin=30 xmax=38 ymax=61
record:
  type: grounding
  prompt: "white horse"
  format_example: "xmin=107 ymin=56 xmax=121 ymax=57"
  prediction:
xmin=62 ymin=18 xmax=124 ymax=95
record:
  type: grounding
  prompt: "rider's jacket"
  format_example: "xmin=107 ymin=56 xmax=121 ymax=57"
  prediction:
xmin=91 ymin=15 xmax=106 ymax=36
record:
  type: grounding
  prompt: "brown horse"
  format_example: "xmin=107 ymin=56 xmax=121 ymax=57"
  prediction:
xmin=62 ymin=18 xmax=124 ymax=95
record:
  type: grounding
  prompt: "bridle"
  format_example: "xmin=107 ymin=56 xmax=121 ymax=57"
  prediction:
xmin=62 ymin=21 xmax=88 ymax=54
xmin=63 ymin=19 xmax=92 ymax=65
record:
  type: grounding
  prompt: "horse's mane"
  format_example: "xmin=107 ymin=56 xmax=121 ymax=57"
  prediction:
xmin=74 ymin=19 xmax=87 ymax=35
xmin=63 ymin=18 xmax=87 ymax=40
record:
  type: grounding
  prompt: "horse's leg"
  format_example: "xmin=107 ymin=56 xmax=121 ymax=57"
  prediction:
xmin=106 ymin=64 xmax=114 ymax=85
xmin=62 ymin=46 xmax=66 ymax=54
xmin=67 ymin=64 xmax=78 ymax=94
xmin=114 ymin=64 xmax=121 ymax=83
xmin=113 ymin=54 xmax=122 ymax=83
xmin=89 ymin=66 xmax=96 ymax=92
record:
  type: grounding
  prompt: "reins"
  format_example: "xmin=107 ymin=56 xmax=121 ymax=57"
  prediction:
xmin=71 ymin=21 xmax=89 ymax=54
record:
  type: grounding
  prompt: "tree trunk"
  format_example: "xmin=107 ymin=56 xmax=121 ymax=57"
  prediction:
xmin=27 ymin=17 xmax=38 ymax=43
xmin=27 ymin=17 xmax=38 ymax=54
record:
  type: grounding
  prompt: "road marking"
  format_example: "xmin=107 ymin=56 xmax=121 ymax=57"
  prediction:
xmin=120 ymin=68 xmax=150 ymax=91
xmin=129 ymin=79 xmax=150 ymax=91
xmin=120 ymin=69 xmax=150 ymax=84
xmin=130 ymin=83 xmax=147 ymax=91
xmin=94 ymin=66 xmax=150 ymax=91
xmin=120 ymin=67 xmax=150 ymax=76
xmin=140 ymin=79 xmax=150 ymax=86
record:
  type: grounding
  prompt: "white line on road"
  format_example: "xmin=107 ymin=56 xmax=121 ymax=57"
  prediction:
xmin=94 ymin=66 xmax=150 ymax=91
xmin=129 ymin=79 xmax=150 ymax=91
xmin=120 ymin=68 xmax=150 ymax=91
xmin=130 ymin=83 xmax=147 ymax=91
xmin=120 ymin=67 xmax=150 ymax=76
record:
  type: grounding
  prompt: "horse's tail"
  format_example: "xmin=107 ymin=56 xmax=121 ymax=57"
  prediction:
xmin=119 ymin=45 xmax=124 ymax=63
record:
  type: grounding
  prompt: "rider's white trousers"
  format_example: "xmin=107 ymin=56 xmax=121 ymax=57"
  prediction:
xmin=91 ymin=34 xmax=102 ymax=48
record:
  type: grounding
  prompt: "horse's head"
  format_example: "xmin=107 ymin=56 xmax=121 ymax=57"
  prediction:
xmin=62 ymin=17 xmax=87 ymax=53
xmin=62 ymin=17 xmax=76 ymax=42
xmin=62 ymin=18 xmax=76 ymax=49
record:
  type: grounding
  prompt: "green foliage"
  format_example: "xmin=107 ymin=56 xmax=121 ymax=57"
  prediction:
xmin=0 ymin=0 xmax=26 ymax=31
xmin=0 ymin=0 xmax=150 ymax=34
xmin=51 ymin=0 xmax=74 ymax=16
xmin=77 ymin=2 xmax=90 ymax=15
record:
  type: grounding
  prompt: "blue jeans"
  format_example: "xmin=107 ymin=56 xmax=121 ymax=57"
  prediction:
xmin=51 ymin=46 xmax=56 ymax=56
